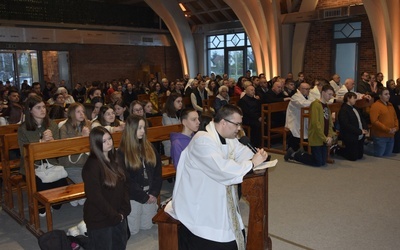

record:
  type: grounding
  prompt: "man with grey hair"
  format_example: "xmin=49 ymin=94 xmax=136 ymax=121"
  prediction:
xmin=160 ymin=78 xmax=170 ymax=95
xmin=336 ymin=78 xmax=371 ymax=102
xmin=285 ymin=82 xmax=315 ymax=151
xmin=329 ymin=74 xmax=341 ymax=93
xmin=214 ymin=85 xmax=230 ymax=113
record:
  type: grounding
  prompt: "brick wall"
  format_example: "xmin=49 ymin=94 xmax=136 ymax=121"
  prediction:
xmin=69 ymin=44 xmax=182 ymax=85
xmin=303 ymin=14 xmax=376 ymax=82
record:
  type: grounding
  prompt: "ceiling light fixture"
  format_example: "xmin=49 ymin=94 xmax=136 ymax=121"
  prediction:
xmin=179 ymin=3 xmax=187 ymax=12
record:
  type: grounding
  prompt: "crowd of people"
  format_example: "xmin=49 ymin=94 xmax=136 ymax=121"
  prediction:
xmin=1 ymin=71 xmax=399 ymax=158
xmin=1 ymin=70 xmax=400 ymax=249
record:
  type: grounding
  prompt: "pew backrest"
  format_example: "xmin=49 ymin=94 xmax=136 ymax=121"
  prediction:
xmin=147 ymin=116 xmax=163 ymax=127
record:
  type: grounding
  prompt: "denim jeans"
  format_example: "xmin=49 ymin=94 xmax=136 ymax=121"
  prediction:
xmin=87 ymin=219 xmax=128 ymax=250
xmin=373 ymin=137 xmax=394 ymax=157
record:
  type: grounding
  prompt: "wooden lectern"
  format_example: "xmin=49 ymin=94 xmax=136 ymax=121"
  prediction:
xmin=153 ymin=169 xmax=272 ymax=250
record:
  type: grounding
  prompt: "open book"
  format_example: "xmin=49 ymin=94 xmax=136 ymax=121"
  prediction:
xmin=253 ymin=159 xmax=278 ymax=171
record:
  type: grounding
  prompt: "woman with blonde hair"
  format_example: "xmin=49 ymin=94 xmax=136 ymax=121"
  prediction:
xmin=117 ymin=115 xmax=162 ymax=235
xmin=59 ymin=102 xmax=91 ymax=189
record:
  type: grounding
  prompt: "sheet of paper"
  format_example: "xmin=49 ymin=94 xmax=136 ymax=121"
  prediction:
xmin=253 ymin=159 xmax=278 ymax=171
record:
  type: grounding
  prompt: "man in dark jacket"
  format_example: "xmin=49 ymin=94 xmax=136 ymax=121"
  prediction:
xmin=238 ymin=85 xmax=262 ymax=147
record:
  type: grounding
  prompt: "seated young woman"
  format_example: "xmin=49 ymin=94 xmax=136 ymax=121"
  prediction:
xmin=161 ymin=92 xmax=183 ymax=157
xmin=90 ymin=96 xmax=104 ymax=121
xmin=59 ymin=103 xmax=91 ymax=178
xmin=112 ymin=99 xmax=129 ymax=122
xmin=59 ymin=102 xmax=91 ymax=205
xmin=17 ymin=95 xmax=68 ymax=216
xmin=91 ymin=105 xmax=125 ymax=133
xmin=142 ymin=99 xmax=162 ymax=117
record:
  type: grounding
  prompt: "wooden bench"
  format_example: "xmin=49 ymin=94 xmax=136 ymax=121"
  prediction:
xmin=23 ymin=124 xmax=182 ymax=236
xmin=153 ymin=169 xmax=272 ymax=250
xmin=147 ymin=115 xmax=163 ymax=127
xmin=202 ymin=96 xmax=216 ymax=114
xmin=182 ymin=96 xmax=192 ymax=108
xmin=261 ymin=102 xmax=290 ymax=154
xmin=0 ymin=124 xmax=21 ymax=201
xmin=0 ymin=133 xmax=26 ymax=224
xmin=0 ymin=119 xmax=65 ymax=205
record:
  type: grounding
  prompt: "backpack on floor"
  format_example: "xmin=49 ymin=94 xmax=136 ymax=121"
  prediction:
xmin=38 ymin=230 xmax=71 ymax=250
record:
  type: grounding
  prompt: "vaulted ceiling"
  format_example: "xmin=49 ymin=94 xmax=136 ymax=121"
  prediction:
xmin=91 ymin=0 xmax=307 ymax=30
xmin=92 ymin=0 xmax=240 ymax=28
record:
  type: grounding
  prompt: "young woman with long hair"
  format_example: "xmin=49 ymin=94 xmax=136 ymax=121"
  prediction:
xmin=90 ymin=96 xmax=103 ymax=120
xmin=162 ymin=92 xmax=183 ymax=156
xmin=142 ymin=99 xmax=161 ymax=118
xmin=91 ymin=105 xmax=125 ymax=133
xmin=17 ymin=95 xmax=68 ymax=216
xmin=129 ymin=100 xmax=145 ymax=117
xmin=59 ymin=102 xmax=91 ymax=186
xmin=82 ymin=127 xmax=130 ymax=250
xmin=118 ymin=115 xmax=162 ymax=235
xmin=112 ymin=99 xmax=129 ymax=122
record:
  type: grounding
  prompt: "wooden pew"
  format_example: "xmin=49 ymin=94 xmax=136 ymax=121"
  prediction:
xmin=0 ymin=123 xmax=20 ymax=135
xmin=0 ymin=119 xmax=64 ymax=204
xmin=0 ymin=133 xmax=26 ymax=224
xmin=261 ymin=102 xmax=290 ymax=154
xmin=23 ymin=124 xmax=182 ymax=236
xmin=0 ymin=124 xmax=21 ymax=197
xmin=182 ymin=96 xmax=192 ymax=108
xmin=147 ymin=116 xmax=163 ymax=127
xmin=202 ymin=96 xmax=216 ymax=114
xmin=153 ymin=169 xmax=272 ymax=250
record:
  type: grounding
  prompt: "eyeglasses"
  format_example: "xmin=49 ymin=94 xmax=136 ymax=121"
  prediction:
xmin=224 ymin=119 xmax=242 ymax=127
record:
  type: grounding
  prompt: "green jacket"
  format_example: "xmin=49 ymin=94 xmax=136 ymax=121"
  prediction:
xmin=17 ymin=120 xmax=59 ymax=175
xmin=308 ymin=99 xmax=335 ymax=146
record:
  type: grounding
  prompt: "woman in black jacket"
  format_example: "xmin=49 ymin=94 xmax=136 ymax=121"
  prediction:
xmin=336 ymin=92 xmax=369 ymax=161
xmin=82 ymin=127 xmax=131 ymax=250
xmin=118 ymin=115 xmax=162 ymax=235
